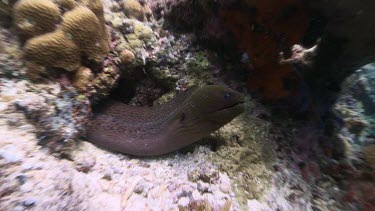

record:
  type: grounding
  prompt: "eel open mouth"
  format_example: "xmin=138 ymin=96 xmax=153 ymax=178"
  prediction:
xmin=218 ymin=101 xmax=246 ymax=111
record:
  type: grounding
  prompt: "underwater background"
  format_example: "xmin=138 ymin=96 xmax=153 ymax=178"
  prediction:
xmin=0 ymin=0 xmax=375 ymax=210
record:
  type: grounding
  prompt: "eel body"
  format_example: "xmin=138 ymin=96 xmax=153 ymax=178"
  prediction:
xmin=86 ymin=85 xmax=245 ymax=156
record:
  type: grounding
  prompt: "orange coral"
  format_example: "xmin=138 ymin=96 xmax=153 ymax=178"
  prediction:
xmin=219 ymin=0 xmax=309 ymax=100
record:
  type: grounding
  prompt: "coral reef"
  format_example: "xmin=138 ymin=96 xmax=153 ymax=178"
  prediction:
xmin=2 ymin=0 xmax=375 ymax=210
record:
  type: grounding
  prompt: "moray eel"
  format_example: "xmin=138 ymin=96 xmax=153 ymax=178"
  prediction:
xmin=86 ymin=85 xmax=245 ymax=156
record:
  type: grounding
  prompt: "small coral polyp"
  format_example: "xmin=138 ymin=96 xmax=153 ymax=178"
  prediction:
xmin=14 ymin=0 xmax=109 ymax=71
xmin=72 ymin=66 xmax=95 ymax=92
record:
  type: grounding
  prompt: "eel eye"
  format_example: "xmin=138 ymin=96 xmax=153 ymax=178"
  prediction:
xmin=224 ymin=93 xmax=232 ymax=100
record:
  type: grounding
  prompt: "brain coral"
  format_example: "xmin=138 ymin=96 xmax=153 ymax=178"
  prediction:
xmin=61 ymin=6 xmax=106 ymax=61
xmin=72 ymin=66 xmax=94 ymax=92
xmin=13 ymin=0 xmax=61 ymax=38
xmin=19 ymin=0 xmax=110 ymax=71
xmin=24 ymin=30 xmax=81 ymax=71
xmin=79 ymin=0 xmax=110 ymax=55
xmin=57 ymin=0 xmax=77 ymax=11
xmin=123 ymin=0 xmax=146 ymax=21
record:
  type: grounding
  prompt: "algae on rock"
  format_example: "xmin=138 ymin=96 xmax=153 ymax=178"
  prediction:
xmin=208 ymin=108 xmax=275 ymax=208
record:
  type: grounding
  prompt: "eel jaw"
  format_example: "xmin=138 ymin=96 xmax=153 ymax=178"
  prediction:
xmin=208 ymin=101 xmax=246 ymax=124
xmin=218 ymin=101 xmax=246 ymax=111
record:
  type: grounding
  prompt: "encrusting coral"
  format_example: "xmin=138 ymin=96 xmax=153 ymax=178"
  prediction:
xmin=24 ymin=30 xmax=81 ymax=71
xmin=13 ymin=0 xmax=61 ymax=39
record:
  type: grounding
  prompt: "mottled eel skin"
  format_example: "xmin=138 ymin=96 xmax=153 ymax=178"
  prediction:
xmin=87 ymin=85 xmax=245 ymax=156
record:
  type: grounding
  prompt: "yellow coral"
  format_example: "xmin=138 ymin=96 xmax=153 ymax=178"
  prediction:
xmin=61 ymin=6 xmax=106 ymax=62
xmin=79 ymin=0 xmax=109 ymax=55
xmin=56 ymin=0 xmax=77 ymax=11
xmin=72 ymin=66 xmax=94 ymax=92
xmin=13 ymin=0 xmax=61 ymax=38
xmin=119 ymin=49 xmax=135 ymax=65
xmin=79 ymin=0 xmax=104 ymax=16
xmin=123 ymin=0 xmax=145 ymax=21
xmin=15 ymin=0 xmax=109 ymax=72
xmin=24 ymin=30 xmax=81 ymax=71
